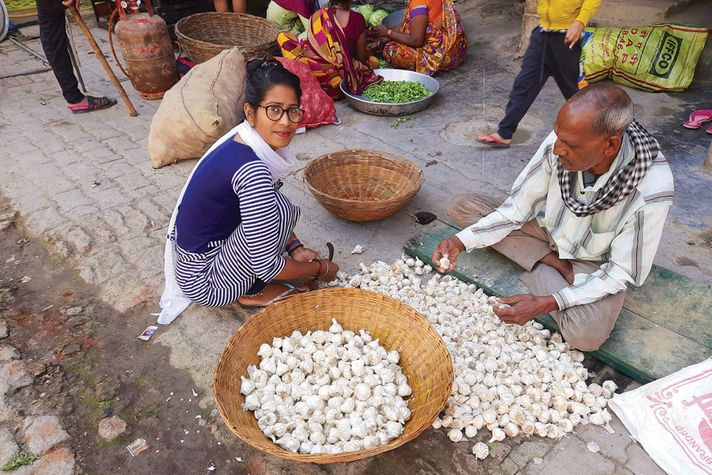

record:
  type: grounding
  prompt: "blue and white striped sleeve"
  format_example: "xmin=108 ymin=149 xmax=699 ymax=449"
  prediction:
xmin=233 ymin=162 xmax=286 ymax=282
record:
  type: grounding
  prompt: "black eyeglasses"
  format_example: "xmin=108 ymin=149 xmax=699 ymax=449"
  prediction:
xmin=258 ymin=104 xmax=305 ymax=123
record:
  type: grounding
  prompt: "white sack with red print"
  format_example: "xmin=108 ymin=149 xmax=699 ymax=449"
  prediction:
xmin=609 ymin=358 xmax=712 ymax=475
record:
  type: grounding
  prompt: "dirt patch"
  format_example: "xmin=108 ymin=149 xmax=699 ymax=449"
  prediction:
xmin=0 ymin=195 xmax=252 ymax=474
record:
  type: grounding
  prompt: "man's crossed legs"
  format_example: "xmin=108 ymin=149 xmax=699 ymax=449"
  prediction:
xmin=448 ymin=194 xmax=624 ymax=351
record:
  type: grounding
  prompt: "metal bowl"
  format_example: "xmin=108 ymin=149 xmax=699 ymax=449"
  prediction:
xmin=341 ymin=68 xmax=439 ymax=116
xmin=382 ymin=8 xmax=405 ymax=28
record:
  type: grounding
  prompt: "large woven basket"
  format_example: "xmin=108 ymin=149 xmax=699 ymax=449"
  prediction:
xmin=213 ymin=288 xmax=453 ymax=464
xmin=303 ymin=150 xmax=425 ymax=222
xmin=175 ymin=12 xmax=279 ymax=63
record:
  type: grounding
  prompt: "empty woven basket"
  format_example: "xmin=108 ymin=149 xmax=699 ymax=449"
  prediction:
xmin=304 ymin=150 xmax=425 ymax=222
xmin=213 ymin=288 xmax=453 ymax=464
xmin=175 ymin=12 xmax=279 ymax=63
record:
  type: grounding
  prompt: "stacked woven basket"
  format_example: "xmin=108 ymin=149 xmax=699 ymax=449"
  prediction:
xmin=175 ymin=12 xmax=279 ymax=63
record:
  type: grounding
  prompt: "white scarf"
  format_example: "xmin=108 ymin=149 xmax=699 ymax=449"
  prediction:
xmin=157 ymin=120 xmax=295 ymax=325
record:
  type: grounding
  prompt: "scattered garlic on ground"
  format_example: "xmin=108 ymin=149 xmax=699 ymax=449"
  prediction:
xmin=587 ymin=441 xmax=601 ymax=453
xmin=351 ymin=245 xmax=365 ymax=254
xmin=472 ymin=442 xmax=489 ymax=460
xmin=328 ymin=257 xmax=618 ymax=454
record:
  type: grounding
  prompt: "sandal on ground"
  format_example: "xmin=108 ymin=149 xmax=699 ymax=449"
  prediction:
xmin=476 ymin=133 xmax=511 ymax=149
xmin=67 ymin=96 xmax=117 ymax=114
xmin=238 ymin=283 xmax=303 ymax=309
xmin=683 ymin=109 xmax=712 ymax=129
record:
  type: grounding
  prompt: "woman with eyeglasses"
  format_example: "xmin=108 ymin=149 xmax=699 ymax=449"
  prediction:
xmin=158 ymin=59 xmax=340 ymax=321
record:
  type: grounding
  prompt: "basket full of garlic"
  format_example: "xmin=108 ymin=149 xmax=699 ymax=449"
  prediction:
xmin=213 ymin=287 xmax=453 ymax=463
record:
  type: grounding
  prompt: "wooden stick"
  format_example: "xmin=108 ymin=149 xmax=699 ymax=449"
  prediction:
xmin=67 ymin=5 xmax=138 ymax=117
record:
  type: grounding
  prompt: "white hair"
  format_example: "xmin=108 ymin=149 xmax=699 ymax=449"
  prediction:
xmin=570 ymin=83 xmax=634 ymax=136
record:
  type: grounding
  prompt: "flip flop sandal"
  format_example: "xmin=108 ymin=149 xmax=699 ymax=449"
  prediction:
xmin=238 ymin=283 xmax=302 ymax=309
xmin=683 ymin=109 xmax=712 ymax=129
xmin=476 ymin=135 xmax=511 ymax=149
xmin=67 ymin=96 xmax=117 ymax=114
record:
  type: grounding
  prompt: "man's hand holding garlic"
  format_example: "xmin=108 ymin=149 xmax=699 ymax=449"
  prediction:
xmin=432 ymin=236 xmax=465 ymax=273
xmin=492 ymin=294 xmax=559 ymax=325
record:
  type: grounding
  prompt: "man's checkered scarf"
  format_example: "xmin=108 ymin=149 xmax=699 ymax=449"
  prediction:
xmin=556 ymin=120 xmax=659 ymax=217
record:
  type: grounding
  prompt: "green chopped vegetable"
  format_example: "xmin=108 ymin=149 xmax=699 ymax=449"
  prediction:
xmin=368 ymin=9 xmax=389 ymax=27
xmin=362 ymin=80 xmax=432 ymax=103
xmin=3 ymin=453 xmax=40 ymax=471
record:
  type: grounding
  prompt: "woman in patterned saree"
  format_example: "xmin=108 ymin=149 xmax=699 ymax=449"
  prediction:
xmin=373 ymin=0 xmax=467 ymax=75
xmin=278 ymin=0 xmax=381 ymax=99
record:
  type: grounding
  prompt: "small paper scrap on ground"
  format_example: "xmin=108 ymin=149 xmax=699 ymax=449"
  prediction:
xmin=138 ymin=325 xmax=158 ymax=341
xmin=351 ymin=245 xmax=364 ymax=254
xmin=127 ymin=438 xmax=149 ymax=456
xmin=587 ymin=441 xmax=601 ymax=453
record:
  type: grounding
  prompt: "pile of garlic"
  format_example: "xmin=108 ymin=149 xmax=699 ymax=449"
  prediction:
xmin=329 ymin=257 xmax=617 ymax=459
xmin=241 ymin=319 xmax=413 ymax=455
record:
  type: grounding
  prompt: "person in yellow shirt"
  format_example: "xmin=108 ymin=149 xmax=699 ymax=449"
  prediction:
xmin=477 ymin=0 xmax=602 ymax=148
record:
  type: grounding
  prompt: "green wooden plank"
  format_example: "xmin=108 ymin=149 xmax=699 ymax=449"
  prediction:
xmin=404 ymin=221 xmax=712 ymax=383
xmin=624 ymin=267 xmax=712 ymax=348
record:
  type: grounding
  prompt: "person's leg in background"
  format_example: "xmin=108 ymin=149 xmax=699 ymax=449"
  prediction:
xmin=547 ymin=31 xmax=582 ymax=99
xmin=477 ymin=27 xmax=550 ymax=147
xmin=231 ymin=0 xmax=246 ymax=13
xmin=36 ymin=0 xmax=116 ymax=112
xmin=36 ymin=0 xmax=83 ymax=104
xmin=213 ymin=0 xmax=246 ymax=12
xmin=213 ymin=0 xmax=229 ymax=12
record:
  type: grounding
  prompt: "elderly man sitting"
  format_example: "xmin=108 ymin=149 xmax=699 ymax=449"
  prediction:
xmin=433 ymin=83 xmax=674 ymax=351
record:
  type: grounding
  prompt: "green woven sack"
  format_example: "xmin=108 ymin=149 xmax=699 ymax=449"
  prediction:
xmin=583 ymin=24 xmax=708 ymax=92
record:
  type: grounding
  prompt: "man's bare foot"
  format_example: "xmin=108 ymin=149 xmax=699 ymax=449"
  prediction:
xmin=476 ymin=132 xmax=512 ymax=148
xmin=539 ymin=252 xmax=574 ymax=284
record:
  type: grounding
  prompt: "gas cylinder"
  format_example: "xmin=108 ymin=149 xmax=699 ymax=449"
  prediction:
xmin=112 ymin=0 xmax=178 ymax=100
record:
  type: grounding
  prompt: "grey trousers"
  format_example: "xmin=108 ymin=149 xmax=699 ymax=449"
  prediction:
xmin=448 ymin=194 xmax=625 ymax=351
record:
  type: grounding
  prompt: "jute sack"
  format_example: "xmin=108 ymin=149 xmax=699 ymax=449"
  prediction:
xmin=583 ymin=24 xmax=708 ymax=92
xmin=149 ymin=48 xmax=246 ymax=169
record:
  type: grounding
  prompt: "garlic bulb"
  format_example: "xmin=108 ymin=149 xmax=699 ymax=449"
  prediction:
xmin=242 ymin=320 xmax=412 ymax=454
xmin=240 ymin=377 xmax=256 ymax=396
xmin=488 ymin=427 xmax=505 ymax=443
xmin=472 ymin=442 xmax=489 ymax=460
xmin=447 ymin=428 xmax=463 ymax=442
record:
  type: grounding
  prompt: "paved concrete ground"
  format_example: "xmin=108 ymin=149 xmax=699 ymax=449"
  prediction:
xmin=1 ymin=0 xmax=711 ymax=472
